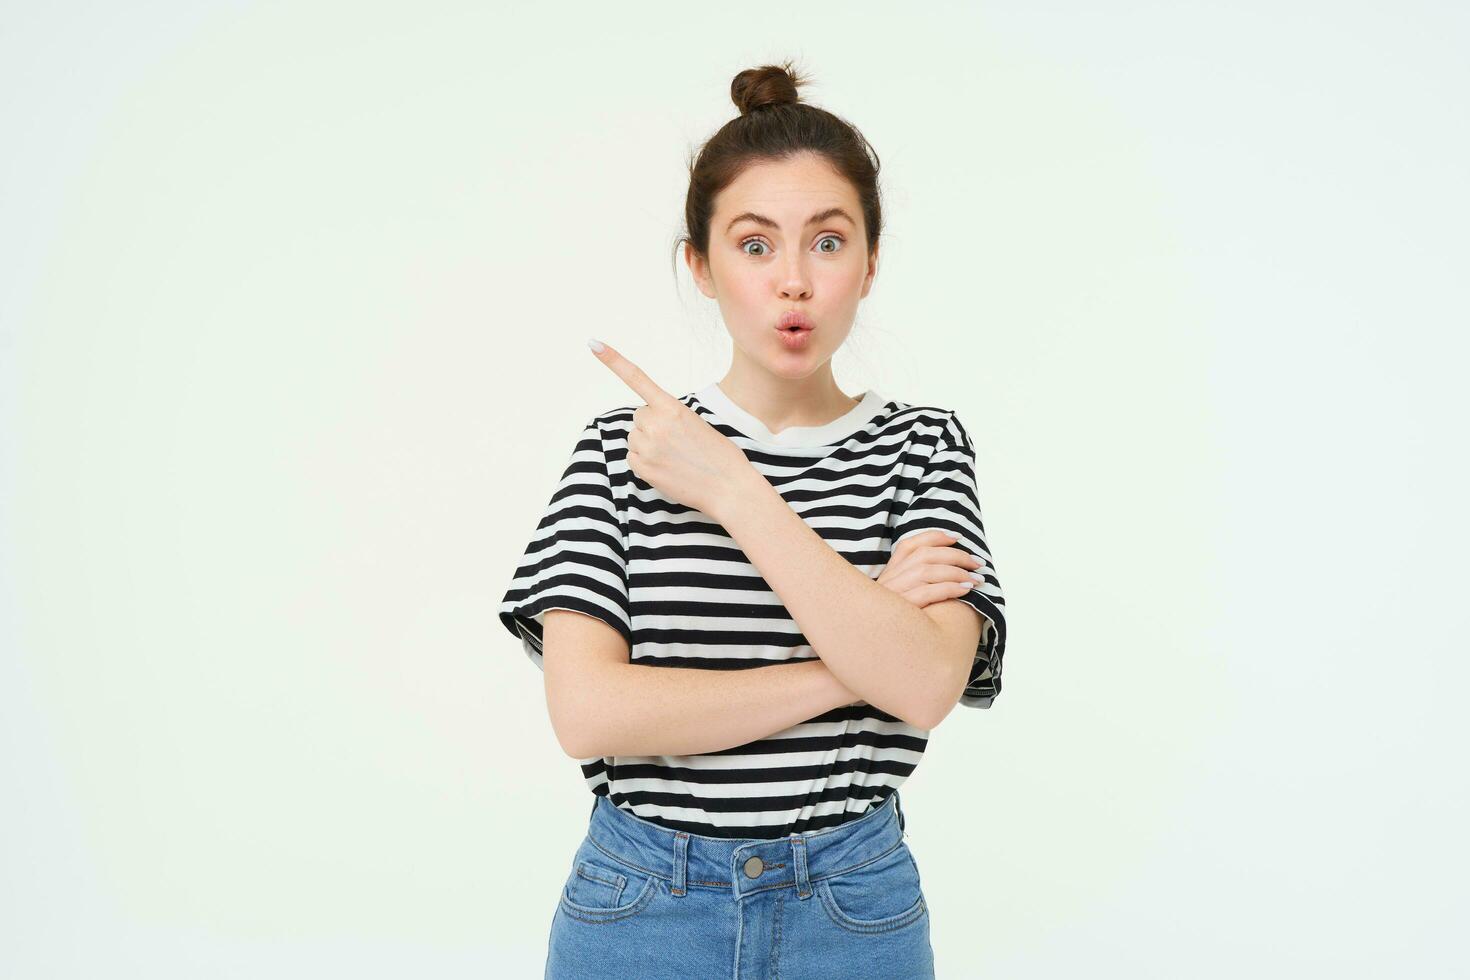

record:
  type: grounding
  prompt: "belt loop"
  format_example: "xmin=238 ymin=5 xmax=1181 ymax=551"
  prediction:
xmin=671 ymin=831 xmax=689 ymax=898
xmin=789 ymin=834 xmax=812 ymax=900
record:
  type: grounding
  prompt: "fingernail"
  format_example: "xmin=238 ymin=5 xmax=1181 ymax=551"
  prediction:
xmin=587 ymin=338 xmax=605 ymax=353
xmin=942 ymin=531 xmax=958 ymax=540
xmin=970 ymin=570 xmax=986 ymax=582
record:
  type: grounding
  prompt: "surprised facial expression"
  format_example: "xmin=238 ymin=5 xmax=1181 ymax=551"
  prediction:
xmin=689 ymin=151 xmax=878 ymax=378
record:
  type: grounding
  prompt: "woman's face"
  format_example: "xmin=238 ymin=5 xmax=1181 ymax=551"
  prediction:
xmin=688 ymin=151 xmax=878 ymax=379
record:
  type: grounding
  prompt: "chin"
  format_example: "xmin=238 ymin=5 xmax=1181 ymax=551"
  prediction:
xmin=767 ymin=356 xmax=834 ymax=379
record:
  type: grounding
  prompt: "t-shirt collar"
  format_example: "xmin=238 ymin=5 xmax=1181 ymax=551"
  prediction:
xmin=691 ymin=381 xmax=888 ymax=448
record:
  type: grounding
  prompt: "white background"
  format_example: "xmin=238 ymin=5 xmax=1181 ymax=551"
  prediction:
xmin=3 ymin=2 xmax=1466 ymax=977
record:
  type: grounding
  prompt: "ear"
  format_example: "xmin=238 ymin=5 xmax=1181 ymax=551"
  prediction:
xmin=860 ymin=242 xmax=879 ymax=298
xmin=685 ymin=241 xmax=717 ymax=299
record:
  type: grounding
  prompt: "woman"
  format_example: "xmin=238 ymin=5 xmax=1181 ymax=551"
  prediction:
xmin=499 ymin=60 xmax=1007 ymax=979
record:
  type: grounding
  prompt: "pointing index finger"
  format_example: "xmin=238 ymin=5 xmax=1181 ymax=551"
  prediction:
xmin=588 ymin=339 xmax=678 ymax=407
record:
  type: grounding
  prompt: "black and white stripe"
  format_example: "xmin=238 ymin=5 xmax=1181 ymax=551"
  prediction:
xmin=499 ymin=383 xmax=1007 ymax=839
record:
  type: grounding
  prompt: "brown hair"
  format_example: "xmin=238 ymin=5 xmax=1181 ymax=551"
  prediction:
xmin=673 ymin=60 xmax=884 ymax=273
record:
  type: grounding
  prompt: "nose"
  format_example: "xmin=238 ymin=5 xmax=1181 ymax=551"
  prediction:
xmin=777 ymin=266 xmax=812 ymax=301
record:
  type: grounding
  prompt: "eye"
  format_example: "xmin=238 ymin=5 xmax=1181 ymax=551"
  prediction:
xmin=739 ymin=234 xmax=845 ymax=257
xmin=740 ymin=237 xmax=770 ymax=257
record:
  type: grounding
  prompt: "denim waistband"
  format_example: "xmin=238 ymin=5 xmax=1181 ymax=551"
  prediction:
xmin=581 ymin=792 xmax=909 ymax=901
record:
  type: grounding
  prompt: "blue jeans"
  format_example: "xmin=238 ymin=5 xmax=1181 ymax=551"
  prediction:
xmin=545 ymin=791 xmax=935 ymax=978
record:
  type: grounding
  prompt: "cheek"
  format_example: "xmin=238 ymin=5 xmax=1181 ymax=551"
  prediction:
xmin=817 ymin=258 xmax=869 ymax=302
xmin=708 ymin=253 xmax=761 ymax=299
xmin=719 ymin=270 xmax=770 ymax=315
xmin=838 ymin=251 xmax=871 ymax=284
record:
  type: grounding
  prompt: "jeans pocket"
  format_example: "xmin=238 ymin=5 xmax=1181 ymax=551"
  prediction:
xmin=558 ymin=847 xmax=659 ymax=923
xmin=817 ymin=841 xmax=928 ymax=933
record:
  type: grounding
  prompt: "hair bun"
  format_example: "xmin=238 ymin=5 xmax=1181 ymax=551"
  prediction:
xmin=730 ymin=61 xmax=807 ymax=116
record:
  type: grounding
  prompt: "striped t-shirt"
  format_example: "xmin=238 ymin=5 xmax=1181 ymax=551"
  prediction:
xmin=498 ymin=380 xmax=1007 ymax=839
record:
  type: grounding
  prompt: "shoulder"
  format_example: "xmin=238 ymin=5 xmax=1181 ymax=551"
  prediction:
xmin=881 ymin=397 xmax=970 ymax=451
xmin=581 ymin=403 xmax=641 ymax=435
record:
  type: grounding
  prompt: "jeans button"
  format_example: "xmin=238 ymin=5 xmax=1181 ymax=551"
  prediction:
xmin=743 ymin=856 xmax=764 ymax=879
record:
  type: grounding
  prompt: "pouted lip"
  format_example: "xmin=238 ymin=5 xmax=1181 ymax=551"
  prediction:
xmin=777 ymin=310 xmax=813 ymax=331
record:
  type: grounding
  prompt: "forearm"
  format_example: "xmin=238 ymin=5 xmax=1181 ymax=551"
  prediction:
xmin=710 ymin=472 xmax=954 ymax=729
xmin=573 ymin=658 xmax=859 ymax=758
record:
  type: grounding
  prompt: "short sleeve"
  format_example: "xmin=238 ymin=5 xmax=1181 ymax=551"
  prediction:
xmin=891 ymin=411 xmax=1008 ymax=708
xmin=498 ymin=418 xmax=631 ymax=670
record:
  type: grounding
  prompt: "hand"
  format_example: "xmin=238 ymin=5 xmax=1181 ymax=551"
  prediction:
xmin=876 ymin=530 xmax=988 ymax=609
xmin=588 ymin=340 xmax=756 ymax=519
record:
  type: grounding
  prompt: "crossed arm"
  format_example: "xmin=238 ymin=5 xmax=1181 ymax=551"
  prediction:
xmin=707 ymin=470 xmax=983 ymax=730
xmin=543 ymin=472 xmax=982 ymax=759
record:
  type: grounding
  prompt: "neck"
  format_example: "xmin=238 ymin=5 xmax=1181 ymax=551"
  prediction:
xmin=714 ymin=366 xmax=862 ymax=436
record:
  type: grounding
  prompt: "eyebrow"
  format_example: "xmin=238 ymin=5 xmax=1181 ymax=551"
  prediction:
xmin=725 ymin=207 xmax=857 ymax=234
